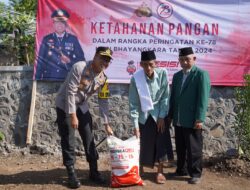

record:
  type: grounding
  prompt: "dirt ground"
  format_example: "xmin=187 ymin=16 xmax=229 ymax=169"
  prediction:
xmin=0 ymin=153 xmax=250 ymax=190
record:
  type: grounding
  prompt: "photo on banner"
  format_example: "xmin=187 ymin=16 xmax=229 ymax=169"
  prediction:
xmin=34 ymin=0 xmax=250 ymax=85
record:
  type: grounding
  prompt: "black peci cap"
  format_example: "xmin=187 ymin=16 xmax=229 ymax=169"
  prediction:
xmin=179 ymin=47 xmax=194 ymax=56
xmin=141 ymin=50 xmax=156 ymax=61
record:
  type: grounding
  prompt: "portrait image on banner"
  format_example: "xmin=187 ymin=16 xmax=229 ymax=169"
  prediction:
xmin=34 ymin=0 xmax=250 ymax=85
xmin=34 ymin=7 xmax=85 ymax=81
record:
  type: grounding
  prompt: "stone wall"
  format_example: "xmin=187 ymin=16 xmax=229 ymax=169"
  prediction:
xmin=0 ymin=66 xmax=33 ymax=152
xmin=0 ymin=47 xmax=19 ymax=66
xmin=0 ymin=66 xmax=238 ymax=157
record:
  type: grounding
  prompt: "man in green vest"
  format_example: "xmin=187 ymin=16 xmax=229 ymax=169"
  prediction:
xmin=167 ymin=47 xmax=210 ymax=184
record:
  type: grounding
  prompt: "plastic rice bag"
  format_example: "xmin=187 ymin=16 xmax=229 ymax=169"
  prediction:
xmin=107 ymin=136 xmax=143 ymax=188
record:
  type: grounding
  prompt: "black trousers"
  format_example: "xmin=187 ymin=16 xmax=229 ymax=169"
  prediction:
xmin=56 ymin=107 xmax=99 ymax=167
xmin=174 ymin=126 xmax=203 ymax=177
xmin=139 ymin=116 xmax=173 ymax=167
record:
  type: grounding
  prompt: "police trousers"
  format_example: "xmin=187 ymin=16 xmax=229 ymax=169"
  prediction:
xmin=56 ymin=107 xmax=99 ymax=167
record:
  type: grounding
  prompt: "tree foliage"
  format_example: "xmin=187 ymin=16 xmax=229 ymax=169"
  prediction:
xmin=10 ymin=0 xmax=37 ymax=16
xmin=0 ymin=0 xmax=37 ymax=65
xmin=0 ymin=2 xmax=6 ymax=14
xmin=234 ymin=74 xmax=250 ymax=158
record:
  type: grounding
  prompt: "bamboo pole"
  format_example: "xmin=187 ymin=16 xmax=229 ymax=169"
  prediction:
xmin=26 ymin=80 xmax=37 ymax=145
xmin=25 ymin=44 xmax=30 ymax=65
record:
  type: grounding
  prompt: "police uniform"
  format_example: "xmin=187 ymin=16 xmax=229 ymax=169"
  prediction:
xmin=55 ymin=47 xmax=113 ymax=188
xmin=56 ymin=60 xmax=108 ymax=166
xmin=35 ymin=9 xmax=85 ymax=80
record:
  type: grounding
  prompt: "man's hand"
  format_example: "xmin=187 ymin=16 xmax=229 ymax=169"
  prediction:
xmin=104 ymin=124 xmax=113 ymax=136
xmin=157 ymin=118 xmax=165 ymax=133
xmin=134 ymin=128 xmax=140 ymax=138
xmin=61 ymin=54 xmax=71 ymax=64
xmin=194 ymin=121 xmax=203 ymax=129
xmin=70 ymin=113 xmax=78 ymax=129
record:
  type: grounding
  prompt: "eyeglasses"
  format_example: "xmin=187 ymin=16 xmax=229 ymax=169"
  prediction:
xmin=179 ymin=57 xmax=193 ymax=62
xmin=101 ymin=57 xmax=112 ymax=63
xmin=100 ymin=58 xmax=112 ymax=69
xmin=53 ymin=21 xmax=67 ymax=24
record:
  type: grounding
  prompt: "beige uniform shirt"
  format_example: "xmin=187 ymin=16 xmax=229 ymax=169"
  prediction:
xmin=56 ymin=61 xmax=109 ymax=124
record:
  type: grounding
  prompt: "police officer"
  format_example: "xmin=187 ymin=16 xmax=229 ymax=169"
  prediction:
xmin=35 ymin=9 xmax=85 ymax=80
xmin=56 ymin=47 xmax=114 ymax=189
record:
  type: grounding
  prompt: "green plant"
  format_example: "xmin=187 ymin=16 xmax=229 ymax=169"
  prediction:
xmin=234 ymin=74 xmax=250 ymax=158
xmin=0 ymin=13 xmax=35 ymax=65
xmin=0 ymin=0 xmax=36 ymax=65
xmin=0 ymin=131 xmax=5 ymax=141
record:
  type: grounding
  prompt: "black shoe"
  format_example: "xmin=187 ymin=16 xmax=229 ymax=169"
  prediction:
xmin=188 ymin=177 xmax=201 ymax=184
xmin=170 ymin=171 xmax=188 ymax=177
xmin=89 ymin=172 xmax=106 ymax=184
xmin=66 ymin=165 xmax=81 ymax=189
xmin=89 ymin=160 xmax=106 ymax=184
xmin=175 ymin=171 xmax=188 ymax=176
xmin=68 ymin=178 xmax=81 ymax=189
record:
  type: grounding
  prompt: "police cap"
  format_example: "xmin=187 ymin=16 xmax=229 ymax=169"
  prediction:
xmin=51 ymin=9 xmax=70 ymax=21
xmin=96 ymin=47 xmax=113 ymax=59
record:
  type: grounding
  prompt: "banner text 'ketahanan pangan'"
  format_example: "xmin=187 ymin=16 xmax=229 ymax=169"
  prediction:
xmin=91 ymin=22 xmax=219 ymax=36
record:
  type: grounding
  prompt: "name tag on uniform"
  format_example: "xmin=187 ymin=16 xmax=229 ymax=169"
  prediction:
xmin=65 ymin=43 xmax=74 ymax=51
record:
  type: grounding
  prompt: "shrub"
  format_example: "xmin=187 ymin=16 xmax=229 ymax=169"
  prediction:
xmin=234 ymin=74 xmax=250 ymax=158
xmin=0 ymin=131 xmax=4 ymax=141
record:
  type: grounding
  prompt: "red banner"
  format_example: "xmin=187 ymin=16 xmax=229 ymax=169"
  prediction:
xmin=34 ymin=0 xmax=250 ymax=86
